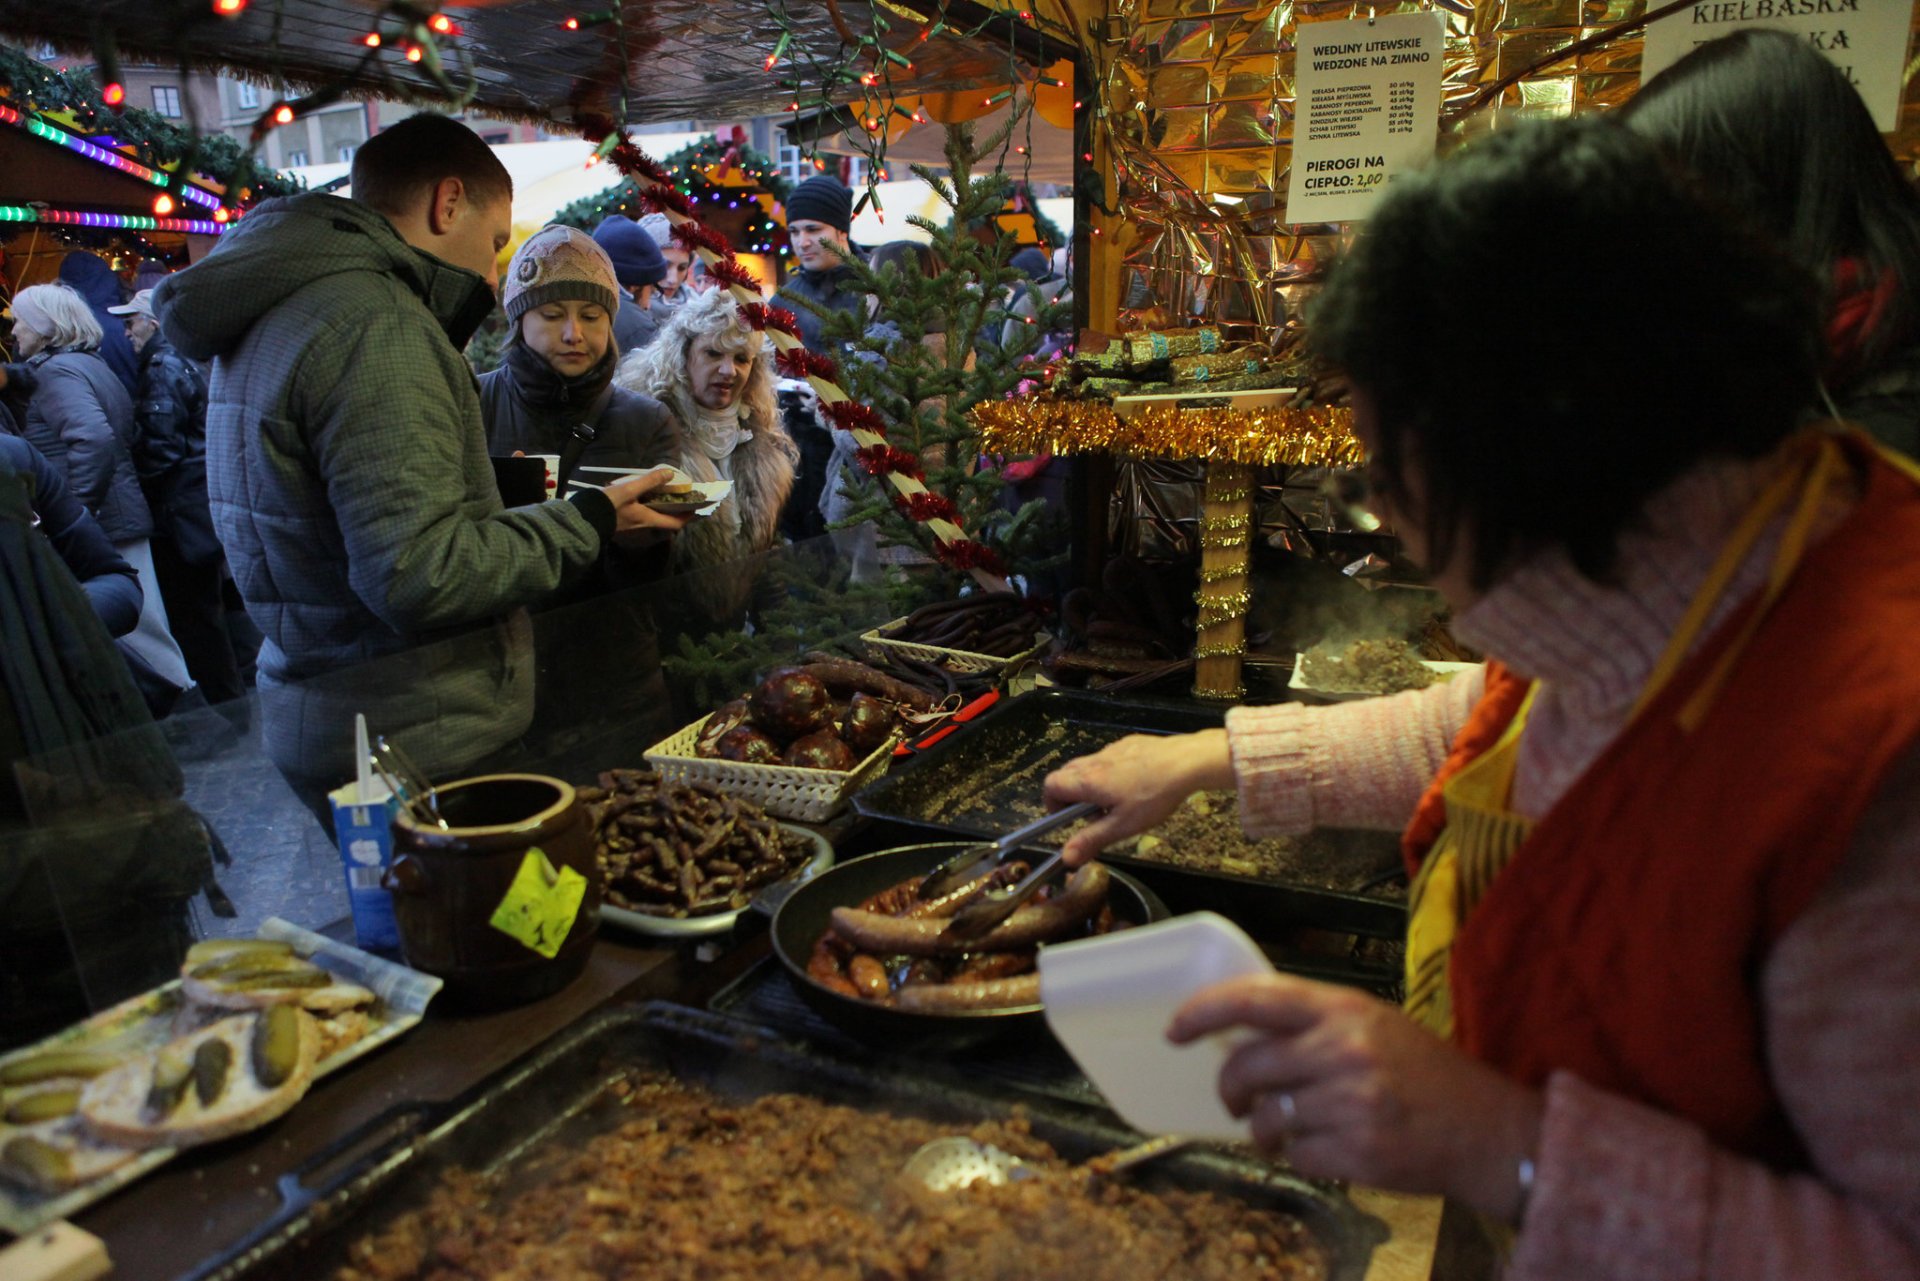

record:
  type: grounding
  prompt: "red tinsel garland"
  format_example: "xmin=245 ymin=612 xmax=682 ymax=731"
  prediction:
xmin=855 ymin=443 xmax=923 ymax=480
xmin=638 ymin=185 xmax=696 ymax=219
xmin=704 ymin=257 xmax=761 ymax=291
xmin=671 ymin=218 xmax=731 ymax=257
xmin=776 ymin=347 xmax=839 ymax=381
xmin=934 ymin=539 xmax=1008 ymax=575
xmin=896 ymin=491 xmax=958 ymax=522
xmin=822 ymin=400 xmax=887 ymax=437
xmin=739 ymin=302 xmax=801 ymax=336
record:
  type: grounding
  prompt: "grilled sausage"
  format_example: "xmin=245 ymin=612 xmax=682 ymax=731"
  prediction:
xmin=894 ymin=974 xmax=1041 ymax=1013
xmin=827 ymin=864 xmax=1110 ymax=957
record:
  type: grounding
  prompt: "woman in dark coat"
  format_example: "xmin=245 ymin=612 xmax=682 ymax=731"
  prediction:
xmin=477 ymin=224 xmax=689 ymax=770
xmin=5 ymin=283 xmax=193 ymax=706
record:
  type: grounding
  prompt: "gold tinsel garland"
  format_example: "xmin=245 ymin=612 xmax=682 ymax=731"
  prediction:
xmin=973 ymin=397 xmax=1360 ymax=468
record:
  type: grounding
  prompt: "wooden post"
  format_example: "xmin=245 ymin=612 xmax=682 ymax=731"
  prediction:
xmin=1193 ymin=460 xmax=1253 ymax=700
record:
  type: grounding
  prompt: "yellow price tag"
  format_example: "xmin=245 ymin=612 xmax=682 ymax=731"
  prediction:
xmin=488 ymin=847 xmax=588 ymax=959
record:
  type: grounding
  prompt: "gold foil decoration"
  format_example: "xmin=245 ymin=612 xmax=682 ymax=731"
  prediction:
xmin=972 ymin=395 xmax=1361 ymax=466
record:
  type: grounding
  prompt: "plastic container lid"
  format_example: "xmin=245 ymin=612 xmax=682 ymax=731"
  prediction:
xmin=1039 ymin=912 xmax=1273 ymax=1141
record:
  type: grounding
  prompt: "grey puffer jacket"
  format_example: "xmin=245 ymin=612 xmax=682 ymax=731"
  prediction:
xmin=10 ymin=349 xmax=153 ymax=544
xmin=152 ymin=194 xmax=614 ymax=783
xmin=779 ymin=261 xmax=867 ymax=355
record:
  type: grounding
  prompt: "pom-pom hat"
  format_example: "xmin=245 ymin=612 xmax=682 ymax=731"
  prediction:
xmin=501 ymin=224 xmax=621 ymax=324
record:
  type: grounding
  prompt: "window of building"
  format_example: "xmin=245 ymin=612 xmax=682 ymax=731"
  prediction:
xmin=285 ymin=148 xmax=309 ymax=167
xmin=236 ymin=80 xmax=259 ymax=110
xmin=152 ymin=86 xmax=182 ymax=118
xmin=336 ymin=143 xmax=357 ymax=163
xmin=481 ymin=132 xmax=510 ymax=145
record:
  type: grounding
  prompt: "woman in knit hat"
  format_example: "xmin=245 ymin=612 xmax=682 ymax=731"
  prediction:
xmin=477 ymin=224 xmax=692 ymax=766
xmin=479 ymin=223 xmax=686 ymax=586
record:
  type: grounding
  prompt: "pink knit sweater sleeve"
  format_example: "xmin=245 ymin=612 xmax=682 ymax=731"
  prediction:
xmin=1509 ymin=740 xmax=1920 ymax=1281
xmin=1222 ymin=665 xmax=1485 ymax=838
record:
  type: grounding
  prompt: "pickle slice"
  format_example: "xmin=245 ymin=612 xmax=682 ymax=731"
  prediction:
xmin=250 ymin=1006 xmax=300 ymax=1089
xmin=184 ymin=938 xmax=294 ymax=967
xmin=144 ymin=1047 xmax=194 ymax=1121
xmin=0 ymin=1049 xmax=119 ymax=1086
xmin=1 ymin=1136 xmax=72 ymax=1190
xmin=215 ymin=963 xmax=332 ymax=992
xmin=4 ymin=1088 xmax=81 ymax=1125
xmin=192 ymin=1040 xmax=232 ymax=1108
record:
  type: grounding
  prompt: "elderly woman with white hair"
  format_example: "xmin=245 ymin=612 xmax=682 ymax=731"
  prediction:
xmin=4 ymin=282 xmax=193 ymax=705
xmin=615 ymin=288 xmax=797 ymax=621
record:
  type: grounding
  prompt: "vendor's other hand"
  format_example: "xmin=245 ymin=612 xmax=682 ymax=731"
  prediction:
xmin=1043 ymin=728 xmax=1233 ymax=865
xmin=603 ymin=468 xmax=696 ymax=538
xmin=1168 ymin=973 xmax=1544 ymax=1223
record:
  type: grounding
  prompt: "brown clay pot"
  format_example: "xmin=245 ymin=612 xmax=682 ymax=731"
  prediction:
xmin=386 ymin=774 xmax=601 ymax=1010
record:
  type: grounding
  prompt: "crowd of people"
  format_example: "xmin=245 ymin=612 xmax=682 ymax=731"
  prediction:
xmin=0 ymin=113 xmax=1059 ymax=830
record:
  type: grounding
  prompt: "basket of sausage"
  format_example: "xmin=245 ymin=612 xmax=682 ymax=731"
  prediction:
xmin=643 ymin=658 xmax=938 ymax=822
xmin=863 ymin=592 xmax=1050 ymax=677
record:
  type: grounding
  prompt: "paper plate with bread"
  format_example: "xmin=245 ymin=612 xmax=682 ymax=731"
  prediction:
xmin=571 ymin=465 xmax=732 ymax=516
xmin=0 ymin=918 xmax=440 ymax=1233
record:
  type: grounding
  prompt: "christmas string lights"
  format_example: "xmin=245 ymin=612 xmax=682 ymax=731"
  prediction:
xmin=0 ymin=205 xmax=224 ymax=235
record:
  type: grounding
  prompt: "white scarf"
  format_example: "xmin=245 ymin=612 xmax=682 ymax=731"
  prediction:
xmin=688 ymin=406 xmax=752 ymax=463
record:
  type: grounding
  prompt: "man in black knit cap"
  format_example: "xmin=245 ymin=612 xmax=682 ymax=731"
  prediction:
xmin=777 ymin=174 xmax=865 ymax=355
xmin=774 ymin=174 xmax=866 ymax=540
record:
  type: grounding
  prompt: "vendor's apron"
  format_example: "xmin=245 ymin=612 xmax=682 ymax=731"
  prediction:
xmin=1402 ymin=426 xmax=1883 ymax=1039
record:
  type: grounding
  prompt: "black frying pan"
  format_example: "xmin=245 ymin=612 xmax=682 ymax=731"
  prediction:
xmin=770 ymin=842 xmax=1168 ymax=1053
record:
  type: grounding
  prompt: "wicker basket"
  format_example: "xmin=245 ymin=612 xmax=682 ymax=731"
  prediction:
xmin=862 ymin=618 xmax=1050 ymax=676
xmin=643 ymin=714 xmax=898 ymax=822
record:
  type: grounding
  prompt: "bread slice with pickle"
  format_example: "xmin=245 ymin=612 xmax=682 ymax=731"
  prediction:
xmin=78 ymin=1007 xmax=320 ymax=1150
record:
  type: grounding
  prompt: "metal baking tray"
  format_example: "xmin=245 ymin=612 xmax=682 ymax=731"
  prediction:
xmin=851 ymin=687 xmax=1408 ymax=941
xmin=194 ymin=1003 xmax=1386 ymax=1281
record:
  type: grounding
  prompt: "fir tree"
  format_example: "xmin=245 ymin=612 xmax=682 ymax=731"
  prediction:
xmin=799 ymin=111 xmax=1072 ymax=590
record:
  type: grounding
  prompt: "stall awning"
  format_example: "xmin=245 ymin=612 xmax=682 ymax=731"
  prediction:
xmin=0 ymin=0 xmax=1047 ymax=131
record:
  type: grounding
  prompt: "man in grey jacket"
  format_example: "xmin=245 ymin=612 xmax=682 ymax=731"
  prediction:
xmin=154 ymin=114 xmax=683 ymax=816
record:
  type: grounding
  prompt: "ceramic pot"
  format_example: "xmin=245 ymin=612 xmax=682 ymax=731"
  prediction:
xmin=386 ymin=774 xmax=601 ymax=1010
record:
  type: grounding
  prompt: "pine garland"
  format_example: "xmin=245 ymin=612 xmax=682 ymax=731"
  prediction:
xmin=0 ymin=43 xmax=301 ymax=201
xmin=551 ymin=135 xmax=792 ymax=233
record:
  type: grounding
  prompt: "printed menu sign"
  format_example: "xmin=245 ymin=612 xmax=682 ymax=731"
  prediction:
xmin=1641 ymin=0 xmax=1909 ymax=131
xmin=1287 ymin=12 xmax=1446 ymax=225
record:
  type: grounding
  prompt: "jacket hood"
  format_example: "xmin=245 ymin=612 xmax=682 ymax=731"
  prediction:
xmin=57 ymin=252 xmax=125 ymax=309
xmin=153 ymin=193 xmax=498 ymax=362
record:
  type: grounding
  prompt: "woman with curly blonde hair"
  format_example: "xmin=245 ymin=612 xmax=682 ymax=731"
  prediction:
xmin=615 ymin=288 xmax=797 ymax=621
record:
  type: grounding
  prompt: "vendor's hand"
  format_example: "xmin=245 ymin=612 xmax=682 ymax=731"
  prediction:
xmin=1168 ymin=973 xmax=1544 ymax=1223
xmin=1042 ymin=728 xmax=1234 ymax=865
xmin=602 ymin=468 xmax=696 ymax=538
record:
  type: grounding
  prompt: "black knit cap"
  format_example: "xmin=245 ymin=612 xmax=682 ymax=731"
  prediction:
xmin=784 ymin=175 xmax=853 ymax=234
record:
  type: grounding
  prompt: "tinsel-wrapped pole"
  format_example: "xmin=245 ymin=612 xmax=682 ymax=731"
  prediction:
xmin=1194 ymin=461 xmax=1254 ymax=699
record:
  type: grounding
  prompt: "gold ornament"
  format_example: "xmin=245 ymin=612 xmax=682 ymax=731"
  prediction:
xmin=1193 ymin=639 xmax=1248 ymax=660
xmin=973 ymin=396 xmax=1359 ymax=468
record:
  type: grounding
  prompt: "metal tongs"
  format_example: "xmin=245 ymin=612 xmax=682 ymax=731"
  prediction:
xmin=368 ymin=734 xmax=448 ymax=830
xmin=915 ymin=802 xmax=1101 ymax=941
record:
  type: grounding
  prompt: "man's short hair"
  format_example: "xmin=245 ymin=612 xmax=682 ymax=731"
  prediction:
xmin=351 ymin=114 xmax=511 ymax=219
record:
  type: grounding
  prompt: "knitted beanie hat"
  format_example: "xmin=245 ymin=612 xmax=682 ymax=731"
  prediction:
xmin=501 ymin=224 xmax=620 ymax=324
xmin=784 ymin=175 xmax=853 ymax=234
xmin=591 ymin=214 xmax=668 ymax=288
xmin=637 ymin=212 xmax=675 ymax=251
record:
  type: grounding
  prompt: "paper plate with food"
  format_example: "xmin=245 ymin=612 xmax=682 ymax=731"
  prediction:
xmin=1290 ymin=638 xmax=1479 ymax=702
xmin=571 ymin=466 xmax=732 ymax=516
xmin=0 ymin=920 xmax=439 ymax=1232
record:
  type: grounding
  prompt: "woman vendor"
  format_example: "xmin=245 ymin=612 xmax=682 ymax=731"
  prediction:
xmin=1044 ymin=118 xmax=1920 ymax=1278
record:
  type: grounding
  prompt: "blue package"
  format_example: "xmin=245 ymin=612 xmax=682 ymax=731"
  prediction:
xmin=328 ymin=782 xmax=401 ymax=953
